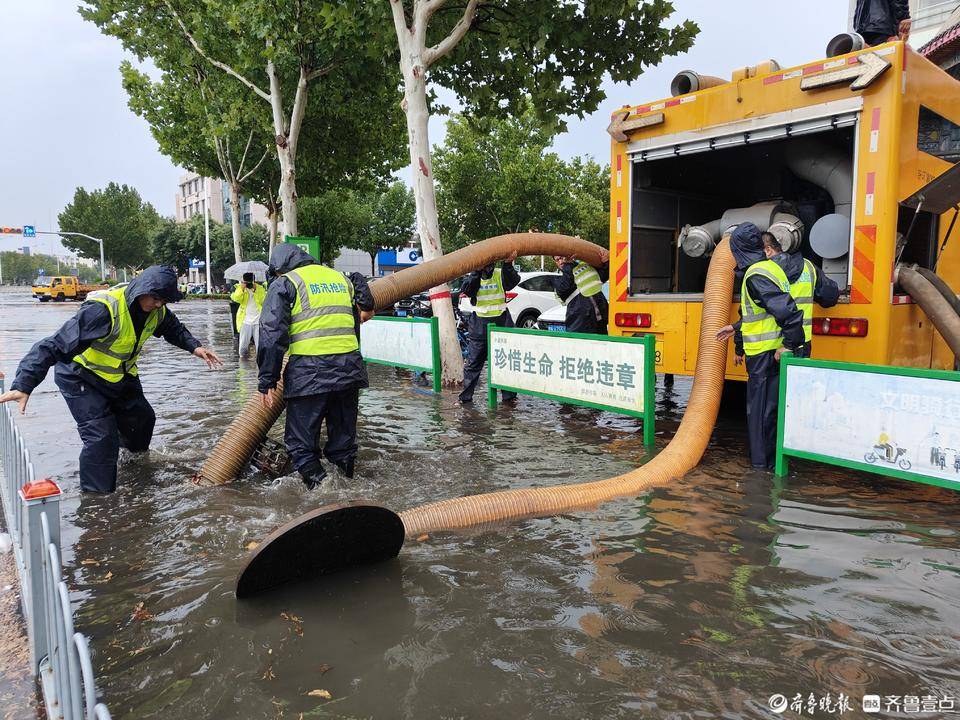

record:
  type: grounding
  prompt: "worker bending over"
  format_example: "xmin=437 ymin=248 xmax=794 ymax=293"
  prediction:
xmin=230 ymin=271 xmax=266 ymax=357
xmin=459 ymin=251 xmax=519 ymax=404
xmin=0 ymin=267 xmax=223 ymax=492
xmin=717 ymin=224 xmax=837 ymax=469
xmin=550 ymin=249 xmax=611 ymax=334
xmin=257 ymin=245 xmax=375 ymax=489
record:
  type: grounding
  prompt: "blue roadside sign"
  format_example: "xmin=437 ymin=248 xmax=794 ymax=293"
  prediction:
xmin=23 ymin=225 xmax=35 ymax=238
xmin=38 ymin=268 xmax=45 ymax=275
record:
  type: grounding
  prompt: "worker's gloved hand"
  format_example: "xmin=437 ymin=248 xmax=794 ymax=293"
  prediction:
xmin=598 ymin=248 xmax=610 ymax=264
xmin=194 ymin=347 xmax=223 ymax=369
xmin=0 ymin=390 xmax=30 ymax=415
xmin=716 ymin=324 xmax=736 ymax=342
xmin=259 ymin=388 xmax=275 ymax=409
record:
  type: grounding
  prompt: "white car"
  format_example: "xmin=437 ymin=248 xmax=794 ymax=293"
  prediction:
xmin=536 ymin=282 xmax=610 ymax=332
xmin=459 ymin=271 xmax=562 ymax=329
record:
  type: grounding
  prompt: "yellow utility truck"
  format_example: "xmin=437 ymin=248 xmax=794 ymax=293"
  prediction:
xmin=606 ymin=38 xmax=960 ymax=377
xmin=32 ymin=276 xmax=108 ymax=302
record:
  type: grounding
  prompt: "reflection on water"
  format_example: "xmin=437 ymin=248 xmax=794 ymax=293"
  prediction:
xmin=0 ymin=288 xmax=958 ymax=718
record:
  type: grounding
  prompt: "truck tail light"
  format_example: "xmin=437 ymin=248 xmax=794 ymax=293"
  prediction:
xmin=812 ymin=317 xmax=868 ymax=337
xmin=614 ymin=312 xmax=652 ymax=328
xmin=505 ymin=292 xmax=518 ymax=301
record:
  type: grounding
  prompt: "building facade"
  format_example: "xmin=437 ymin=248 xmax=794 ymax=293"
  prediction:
xmin=174 ymin=171 xmax=269 ymax=227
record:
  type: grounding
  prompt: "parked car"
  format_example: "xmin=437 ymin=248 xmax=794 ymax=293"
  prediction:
xmin=458 ymin=271 xmax=561 ymax=329
xmin=536 ymin=282 xmax=610 ymax=332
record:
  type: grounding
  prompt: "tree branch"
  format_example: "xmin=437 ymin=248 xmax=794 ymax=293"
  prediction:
xmin=287 ymin=67 xmax=310 ymax=159
xmin=162 ymin=0 xmax=270 ymax=102
xmin=422 ymin=0 xmax=478 ymax=68
xmin=389 ymin=0 xmax=412 ymax=55
xmin=237 ymin=129 xmax=254 ymax=177
xmin=238 ymin=147 xmax=271 ymax=184
xmin=305 ymin=62 xmax=336 ymax=81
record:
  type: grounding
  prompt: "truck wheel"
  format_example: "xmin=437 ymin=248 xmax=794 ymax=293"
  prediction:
xmin=39 ymin=296 xmax=49 ymax=303
xmin=55 ymin=293 xmax=65 ymax=302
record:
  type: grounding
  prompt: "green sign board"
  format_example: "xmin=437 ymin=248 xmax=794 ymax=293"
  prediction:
xmin=284 ymin=235 xmax=320 ymax=261
xmin=360 ymin=316 xmax=442 ymax=393
xmin=487 ymin=327 xmax=656 ymax=447
xmin=776 ymin=354 xmax=960 ymax=492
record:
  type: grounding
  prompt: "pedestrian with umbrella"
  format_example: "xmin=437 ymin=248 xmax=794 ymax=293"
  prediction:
xmin=226 ymin=261 xmax=269 ymax=357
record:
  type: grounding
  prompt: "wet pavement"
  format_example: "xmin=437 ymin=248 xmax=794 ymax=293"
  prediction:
xmin=0 ymin=286 xmax=958 ymax=719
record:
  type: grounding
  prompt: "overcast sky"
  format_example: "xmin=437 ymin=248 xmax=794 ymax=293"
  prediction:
xmin=0 ymin=1 xmax=848 ymax=255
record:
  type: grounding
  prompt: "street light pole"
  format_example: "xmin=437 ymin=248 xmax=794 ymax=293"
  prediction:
xmin=36 ymin=231 xmax=106 ymax=280
xmin=203 ymin=178 xmax=212 ymax=293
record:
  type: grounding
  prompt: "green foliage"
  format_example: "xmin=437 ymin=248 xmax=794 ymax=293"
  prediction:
xmin=57 ymin=183 xmax=162 ymax=269
xmin=365 ymin=182 xmax=416 ymax=259
xmin=0 ymin=252 xmax=101 ymax=285
xmin=425 ymin=0 xmax=698 ymax=131
xmin=150 ymin=217 xmax=267 ymax=277
xmin=434 ymin=106 xmax=610 ymax=252
xmin=81 ymin=0 xmax=408 ymax=209
xmin=297 ymin=182 xmax=415 ymax=272
xmin=120 ymin=59 xmax=275 ymax=191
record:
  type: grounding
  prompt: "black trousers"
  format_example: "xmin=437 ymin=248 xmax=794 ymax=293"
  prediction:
xmin=284 ymin=388 xmax=360 ymax=472
xmin=745 ymin=351 xmax=779 ymax=470
xmin=459 ymin=311 xmax=516 ymax=403
xmin=55 ymin=365 xmax=156 ymax=493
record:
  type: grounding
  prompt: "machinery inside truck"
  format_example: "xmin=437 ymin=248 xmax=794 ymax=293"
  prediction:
xmin=628 ymin=124 xmax=856 ymax=296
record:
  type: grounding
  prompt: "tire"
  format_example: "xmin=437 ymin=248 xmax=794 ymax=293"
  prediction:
xmin=38 ymin=296 xmax=49 ymax=303
xmin=516 ymin=311 xmax=539 ymax=329
xmin=54 ymin=293 xmax=65 ymax=302
xmin=899 ymin=458 xmax=912 ymax=471
xmin=864 ymin=452 xmax=877 ymax=464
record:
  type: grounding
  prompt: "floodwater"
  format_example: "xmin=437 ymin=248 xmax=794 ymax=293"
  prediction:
xmin=1 ymin=286 xmax=959 ymax=720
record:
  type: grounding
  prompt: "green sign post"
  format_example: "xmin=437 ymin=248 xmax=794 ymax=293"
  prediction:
xmin=776 ymin=354 xmax=960 ymax=492
xmin=486 ymin=327 xmax=656 ymax=448
xmin=284 ymin=235 xmax=321 ymax=261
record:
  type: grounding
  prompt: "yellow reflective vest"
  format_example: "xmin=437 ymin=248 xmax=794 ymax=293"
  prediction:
xmin=73 ymin=287 xmax=165 ymax=382
xmin=572 ymin=261 xmax=603 ymax=298
xmin=475 ymin=268 xmax=507 ymax=318
xmin=740 ymin=260 xmax=790 ymax=356
xmin=791 ymin=259 xmax=817 ymax=343
xmin=284 ymin=265 xmax=358 ymax=356
xmin=229 ymin=281 xmax=266 ymax=331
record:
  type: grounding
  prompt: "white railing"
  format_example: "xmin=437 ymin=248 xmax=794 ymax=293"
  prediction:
xmin=0 ymin=374 xmax=112 ymax=720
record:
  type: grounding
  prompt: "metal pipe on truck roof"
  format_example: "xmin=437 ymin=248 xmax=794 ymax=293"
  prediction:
xmin=670 ymin=71 xmax=726 ymax=97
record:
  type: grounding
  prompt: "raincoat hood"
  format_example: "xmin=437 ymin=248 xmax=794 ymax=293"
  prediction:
xmin=124 ymin=265 xmax=183 ymax=305
xmin=269 ymin=244 xmax=317 ymax=276
xmin=730 ymin=222 xmax=765 ymax=271
xmin=779 ymin=250 xmax=807 ymax=283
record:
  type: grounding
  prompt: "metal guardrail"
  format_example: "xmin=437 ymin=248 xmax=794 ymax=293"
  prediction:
xmin=0 ymin=375 xmax=112 ymax=720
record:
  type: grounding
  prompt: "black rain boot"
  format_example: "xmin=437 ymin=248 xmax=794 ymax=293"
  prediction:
xmin=334 ymin=457 xmax=355 ymax=479
xmin=299 ymin=461 xmax=327 ymax=490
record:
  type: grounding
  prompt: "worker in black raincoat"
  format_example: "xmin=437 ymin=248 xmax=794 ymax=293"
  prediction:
xmin=0 ymin=266 xmax=223 ymax=492
xmin=458 ymin=252 xmax=520 ymax=404
xmin=257 ymin=244 xmax=375 ymax=489
xmin=717 ymin=224 xmax=805 ymax=470
xmin=854 ymin=0 xmax=910 ymax=46
xmin=550 ymin=249 xmax=611 ymax=334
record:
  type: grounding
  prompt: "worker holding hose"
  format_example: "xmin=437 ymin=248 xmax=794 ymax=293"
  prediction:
xmin=0 ymin=266 xmax=223 ymax=492
xmin=458 ymin=252 xmax=521 ymax=404
xmin=257 ymin=244 xmax=375 ymax=489
xmin=551 ymin=248 xmax=611 ymax=334
xmin=718 ymin=225 xmax=806 ymax=469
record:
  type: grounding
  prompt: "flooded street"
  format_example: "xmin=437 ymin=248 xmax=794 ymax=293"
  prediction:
xmin=1 ymin=286 xmax=959 ymax=719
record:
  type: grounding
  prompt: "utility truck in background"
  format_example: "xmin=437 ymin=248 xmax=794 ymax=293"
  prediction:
xmin=605 ymin=35 xmax=960 ymax=379
xmin=32 ymin=276 xmax=108 ymax=302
